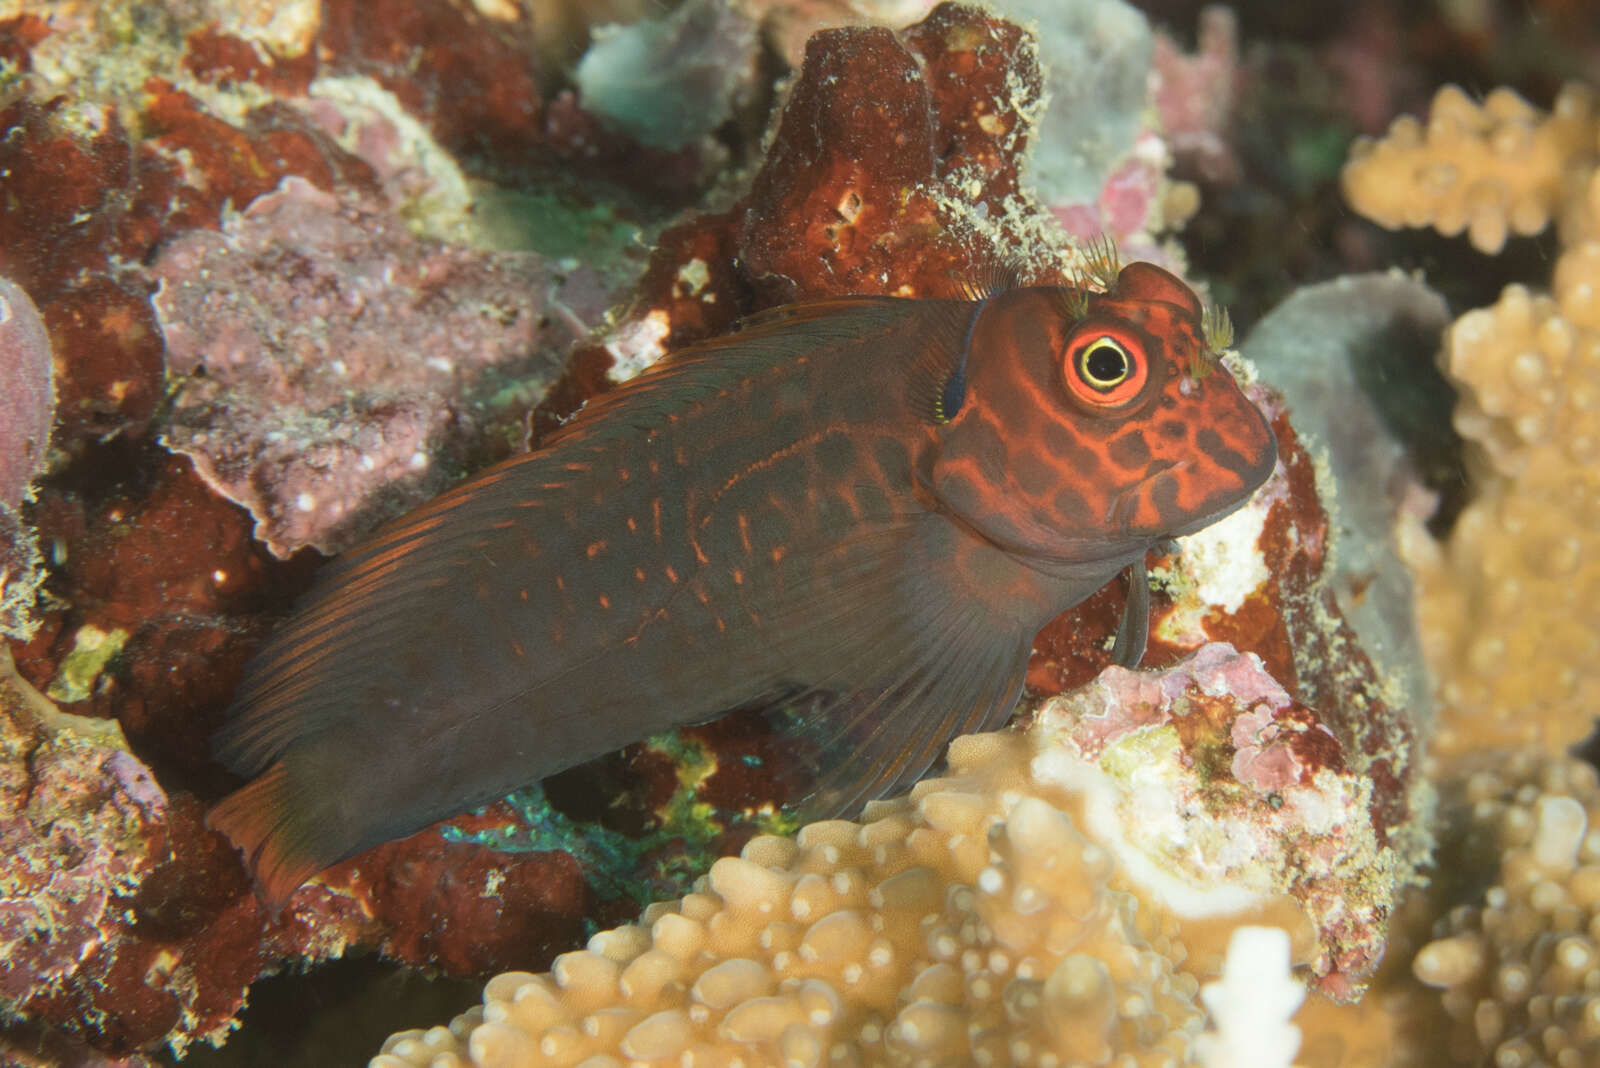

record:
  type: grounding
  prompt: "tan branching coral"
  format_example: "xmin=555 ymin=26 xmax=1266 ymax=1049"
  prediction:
xmin=1409 ymin=265 xmax=1600 ymax=753
xmin=375 ymin=772 xmax=1204 ymax=1068
xmin=1408 ymin=752 xmax=1600 ymax=1067
xmin=1350 ymin=83 xmax=1600 ymax=755
xmin=1342 ymin=83 xmax=1598 ymax=255
xmin=373 ymin=644 xmax=1404 ymax=1067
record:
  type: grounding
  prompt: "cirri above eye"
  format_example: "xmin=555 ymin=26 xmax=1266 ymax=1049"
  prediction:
xmin=1065 ymin=330 xmax=1146 ymax=407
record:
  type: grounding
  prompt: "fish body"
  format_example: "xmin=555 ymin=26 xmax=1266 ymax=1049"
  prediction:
xmin=211 ymin=263 xmax=1277 ymax=907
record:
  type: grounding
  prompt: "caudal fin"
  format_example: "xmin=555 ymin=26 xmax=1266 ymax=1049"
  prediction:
xmin=207 ymin=763 xmax=326 ymax=914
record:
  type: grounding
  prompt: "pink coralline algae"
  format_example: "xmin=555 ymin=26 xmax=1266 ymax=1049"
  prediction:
xmin=1033 ymin=642 xmax=1389 ymax=995
xmin=151 ymin=176 xmax=605 ymax=559
xmin=1065 ymin=641 xmax=1305 ymax=763
xmin=1150 ymin=6 xmax=1240 ymax=184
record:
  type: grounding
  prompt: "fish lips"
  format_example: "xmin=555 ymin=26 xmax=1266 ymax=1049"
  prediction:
xmin=1152 ymin=419 xmax=1279 ymax=539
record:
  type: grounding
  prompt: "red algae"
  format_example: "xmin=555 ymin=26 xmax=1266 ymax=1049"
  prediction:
xmin=182 ymin=25 xmax=316 ymax=94
xmin=742 ymin=8 xmax=1042 ymax=300
xmin=318 ymin=0 xmax=545 ymax=179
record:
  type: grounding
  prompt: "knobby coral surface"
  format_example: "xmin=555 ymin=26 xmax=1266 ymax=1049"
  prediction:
xmin=1401 ymin=751 xmax=1600 ymax=1068
xmin=373 ymin=643 xmax=1396 ymax=1067
xmin=1342 ymin=83 xmax=1597 ymax=256
xmin=1345 ymin=80 xmax=1600 ymax=756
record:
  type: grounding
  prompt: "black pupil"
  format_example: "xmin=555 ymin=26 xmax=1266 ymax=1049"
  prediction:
xmin=1085 ymin=343 xmax=1127 ymax=385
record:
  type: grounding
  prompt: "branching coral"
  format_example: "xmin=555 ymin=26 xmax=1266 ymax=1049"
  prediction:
xmin=1407 ymin=751 xmax=1600 ymax=1068
xmin=1342 ymin=83 xmax=1597 ymax=255
xmin=1345 ymin=81 xmax=1600 ymax=755
xmin=372 ymin=643 xmax=1398 ymax=1066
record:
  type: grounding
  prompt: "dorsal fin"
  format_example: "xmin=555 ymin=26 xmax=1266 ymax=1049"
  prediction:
xmin=953 ymin=258 xmax=1029 ymax=302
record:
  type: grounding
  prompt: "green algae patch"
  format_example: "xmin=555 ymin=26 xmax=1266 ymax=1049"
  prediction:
xmin=46 ymin=624 xmax=129 ymax=704
xmin=447 ymin=731 xmax=757 ymax=910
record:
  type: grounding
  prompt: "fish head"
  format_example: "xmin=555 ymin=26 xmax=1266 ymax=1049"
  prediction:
xmin=930 ymin=262 xmax=1277 ymax=563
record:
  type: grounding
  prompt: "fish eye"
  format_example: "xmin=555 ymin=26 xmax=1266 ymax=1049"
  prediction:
xmin=1064 ymin=331 xmax=1147 ymax=408
xmin=1081 ymin=339 xmax=1130 ymax=387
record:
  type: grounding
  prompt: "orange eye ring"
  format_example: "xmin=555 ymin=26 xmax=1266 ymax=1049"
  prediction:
xmin=1065 ymin=331 xmax=1147 ymax=407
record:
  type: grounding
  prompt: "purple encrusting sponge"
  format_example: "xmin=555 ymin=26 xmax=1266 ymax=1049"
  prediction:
xmin=0 ymin=275 xmax=55 ymax=508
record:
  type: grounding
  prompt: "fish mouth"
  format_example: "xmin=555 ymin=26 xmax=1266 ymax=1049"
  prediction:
xmin=988 ymin=461 xmax=1193 ymax=579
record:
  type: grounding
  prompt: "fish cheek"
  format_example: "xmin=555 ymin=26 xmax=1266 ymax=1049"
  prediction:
xmin=960 ymin=417 xmax=1011 ymax=488
xmin=1042 ymin=422 xmax=1102 ymax=480
xmin=1011 ymin=449 xmax=1057 ymax=498
xmin=1105 ymin=430 xmax=1151 ymax=472
xmin=1052 ymin=484 xmax=1092 ymax=525
xmin=1148 ymin=471 xmax=1183 ymax=528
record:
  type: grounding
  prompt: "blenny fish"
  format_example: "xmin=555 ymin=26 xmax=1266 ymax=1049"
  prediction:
xmin=210 ymin=258 xmax=1277 ymax=908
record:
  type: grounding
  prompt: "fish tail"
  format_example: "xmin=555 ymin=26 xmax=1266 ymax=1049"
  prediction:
xmin=207 ymin=763 xmax=322 ymax=915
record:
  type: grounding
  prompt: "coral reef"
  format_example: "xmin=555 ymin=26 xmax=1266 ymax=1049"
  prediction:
xmin=3 ymin=3 xmax=1219 ymax=1057
xmin=1035 ymin=643 xmax=1396 ymax=993
xmin=8 ymin=0 xmax=1588 ymax=1062
xmin=1012 ymin=0 xmax=1152 ymax=208
xmin=0 ymin=0 xmax=650 ymax=1055
xmin=1345 ymin=80 xmax=1600 ymax=756
xmin=373 ymin=644 xmax=1394 ymax=1066
xmin=747 ymin=0 xmax=938 ymax=68
xmin=1150 ymin=6 xmax=1240 ymax=185
xmin=1015 ymin=0 xmax=1201 ymax=270
xmin=1194 ymin=927 xmax=1304 ymax=1068
xmin=537 ymin=2 xmax=1060 ymax=421
xmin=0 ymin=507 xmax=47 ymax=645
